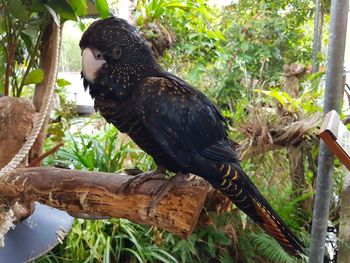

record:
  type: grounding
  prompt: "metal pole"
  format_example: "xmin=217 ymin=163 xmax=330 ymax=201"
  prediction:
xmin=309 ymin=0 xmax=349 ymax=262
xmin=312 ymin=0 xmax=321 ymax=73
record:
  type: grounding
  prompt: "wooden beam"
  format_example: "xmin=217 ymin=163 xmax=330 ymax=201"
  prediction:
xmin=0 ymin=167 xmax=209 ymax=239
xmin=318 ymin=110 xmax=350 ymax=171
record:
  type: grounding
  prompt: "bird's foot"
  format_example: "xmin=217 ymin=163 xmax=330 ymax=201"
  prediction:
xmin=118 ymin=166 xmax=166 ymax=194
xmin=147 ymin=172 xmax=189 ymax=216
xmin=124 ymin=167 xmax=144 ymax=176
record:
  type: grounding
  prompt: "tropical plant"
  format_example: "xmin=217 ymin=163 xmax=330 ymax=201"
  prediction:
xmin=0 ymin=0 xmax=109 ymax=97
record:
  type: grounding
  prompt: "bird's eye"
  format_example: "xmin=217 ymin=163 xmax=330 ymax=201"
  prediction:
xmin=112 ymin=47 xmax=122 ymax=59
xmin=92 ymin=49 xmax=104 ymax=60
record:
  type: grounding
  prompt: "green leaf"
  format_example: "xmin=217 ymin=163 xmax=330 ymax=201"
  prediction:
xmin=255 ymin=89 xmax=291 ymax=106
xmin=207 ymin=236 xmax=215 ymax=257
xmin=57 ymin=78 xmax=71 ymax=88
xmin=43 ymin=4 xmax=60 ymax=25
xmin=46 ymin=0 xmax=77 ymax=21
xmin=103 ymin=236 xmax=110 ymax=263
xmin=30 ymin=0 xmax=45 ymax=12
xmin=68 ymin=0 xmax=87 ymax=16
xmin=9 ymin=0 xmax=29 ymax=21
xmin=22 ymin=18 xmax=42 ymax=39
xmin=24 ymin=69 xmax=44 ymax=85
xmin=95 ymin=0 xmax=110 ymax=18
xmin=79 ymin=20 xmax=86 ymax=31
xmin=20 ymin=33 xmax=33 ymax=51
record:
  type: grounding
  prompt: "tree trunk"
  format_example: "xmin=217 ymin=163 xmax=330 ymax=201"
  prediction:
xmin=287 ymin=145 xmax=305 ymax=198
xmin=282 ymin=64 xmax=307 ymax=200
xmin=312 ymin=0 xmax=325 ymax=73
xmin=30 ymin=18 xmax=61 ymax=165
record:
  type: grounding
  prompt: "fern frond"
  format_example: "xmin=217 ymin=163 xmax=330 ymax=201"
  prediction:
xmin=251 ymin=233 xmax=305 ymax=263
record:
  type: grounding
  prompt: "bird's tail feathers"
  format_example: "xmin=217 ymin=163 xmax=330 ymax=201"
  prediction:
xmin=215 ymin=163 xmax=303 ymax=256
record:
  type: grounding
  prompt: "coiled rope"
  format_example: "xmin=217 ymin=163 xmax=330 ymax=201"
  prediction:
xmin=0 ymin=20 xmax=61 ymax=178
xmin=0 ymin=18 xmax=61 ymax=247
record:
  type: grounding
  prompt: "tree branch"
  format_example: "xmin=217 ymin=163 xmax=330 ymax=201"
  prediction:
xmin=0 ymin=167 xmax=209 ymax=239
xmin=28 ymin=141 xmax=64 ymax=167
xmin=239 ymin=113 xmax=320 ymax=160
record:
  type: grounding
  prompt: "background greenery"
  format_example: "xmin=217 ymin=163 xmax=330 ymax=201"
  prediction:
xmin=0 ymin=0 xmax=343 ymax=262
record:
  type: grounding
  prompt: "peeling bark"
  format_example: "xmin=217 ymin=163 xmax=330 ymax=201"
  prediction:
xmin=239 ymin=114 xmax=319 ymax=161
xmin=0 ymin=167 xmax=209 ymax=239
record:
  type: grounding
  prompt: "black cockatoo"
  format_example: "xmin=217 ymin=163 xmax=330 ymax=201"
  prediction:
xmin=80 ymin=17 xmax=303 ymax=256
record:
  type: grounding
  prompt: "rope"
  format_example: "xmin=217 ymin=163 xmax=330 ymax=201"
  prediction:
xmin=0 ymin=20 xmax=61 ymax=178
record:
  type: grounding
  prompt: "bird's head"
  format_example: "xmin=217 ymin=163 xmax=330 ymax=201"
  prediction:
xmin=80 ymin=17 xmax=160 ymax=98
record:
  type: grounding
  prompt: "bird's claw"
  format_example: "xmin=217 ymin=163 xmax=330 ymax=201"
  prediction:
xmin=118 ymin=167 xmax=166 ymax=194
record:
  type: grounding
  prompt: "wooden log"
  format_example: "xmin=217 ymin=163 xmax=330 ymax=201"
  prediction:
xmin=0 ymin=167 xmax=209 ymax=239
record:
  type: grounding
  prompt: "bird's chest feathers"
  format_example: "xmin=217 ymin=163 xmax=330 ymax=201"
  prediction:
xmin=89 ymin=64 xmax=141 ymax=100
xmin=94 ymin=96 xmax=140 ymax=134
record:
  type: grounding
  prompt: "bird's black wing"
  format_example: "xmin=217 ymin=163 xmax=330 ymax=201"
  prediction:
xmin=132 ymin=76 xmax=238 ymax=169
xmin=132 ymin=76 xmax=304 ymax=256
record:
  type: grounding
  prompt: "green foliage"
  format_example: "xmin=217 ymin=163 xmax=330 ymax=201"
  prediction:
xmin=0 ymin=0 xmax=46 ymax=96
xmin=159 ymin=1 xmax=225 ymax=71
xmin=68 ymin=0 xmax=87 ymax=17
xmin=46 ymin=78 xmax=76 ymax=142
xmin=23 ymin=68 xmax=44 ymax=85
xmin=9 ymin=0 xmax=29 ymax=20
xmin=154 ymin=0 xmax=315 ymax=112
xmin=0 ymin=0 xmax=110 ymax=96
xmin=45 ymin=0 xmax=78 ymax=21
xmin=95 ymin=0 xmax=110 ymax=18
xmin=36 ymin=218 xmax=178 ymax=263
xmin=196 ymin=223 xmax=233 ymax=260
xmin=256 ymin=87 xmax=322 ymax=114
xmin=52 ymin=126 xmax=141 ymax=172
xmin=250 ymin=233 xmax=302 ymax=263
xmin=137 ymin=0 xmax=191 ymax=25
